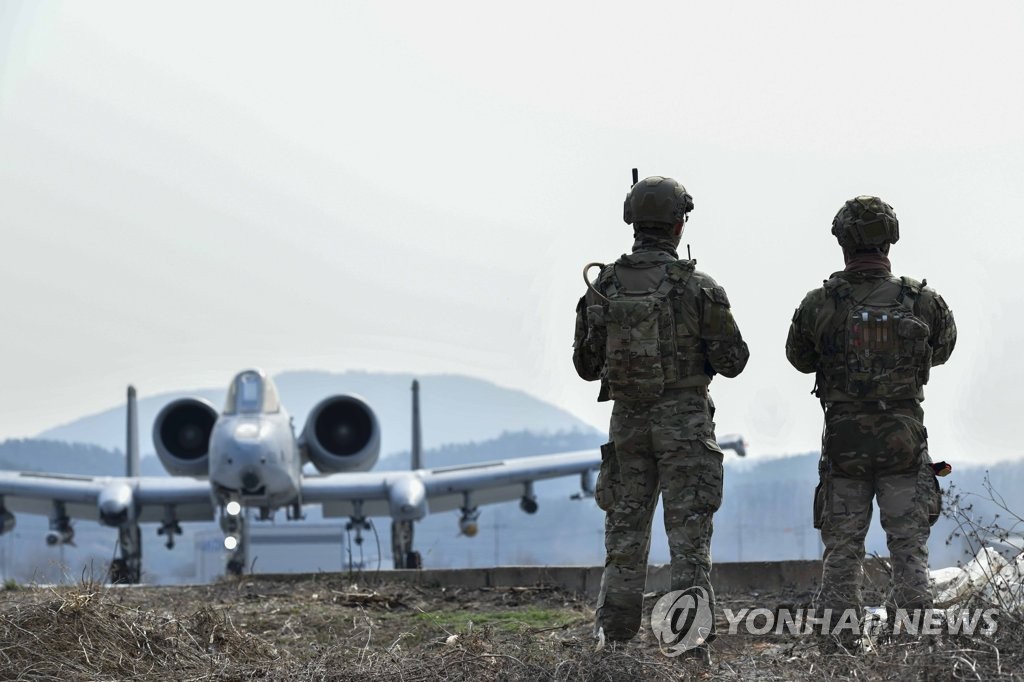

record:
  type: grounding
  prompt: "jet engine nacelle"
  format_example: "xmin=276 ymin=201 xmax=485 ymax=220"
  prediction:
xmin=302 ymin=395 xmax=380 ymax=473
xmin=153 ymin=398 xmax=218 ymax=476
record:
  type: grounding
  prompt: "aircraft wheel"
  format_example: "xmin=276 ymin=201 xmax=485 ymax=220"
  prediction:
xmin=108 ymin=559 xmax=129 ymax=584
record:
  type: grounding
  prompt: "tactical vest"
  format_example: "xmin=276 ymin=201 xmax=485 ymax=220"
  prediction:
xmin=588 ymin=259 xmax=709 ymax=401
xmin=817 ymin=275 xmax=932 ymax=401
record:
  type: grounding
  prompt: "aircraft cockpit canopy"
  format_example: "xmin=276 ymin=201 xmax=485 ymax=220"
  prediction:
xmin=224 ymin=370 xmax=281 ymax=415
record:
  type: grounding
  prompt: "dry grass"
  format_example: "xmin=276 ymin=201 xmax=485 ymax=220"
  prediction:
xmin=0 ymin=581 xmax=280 ymax=680
xmin=0 ymin=576 xmax=1021 ymax=681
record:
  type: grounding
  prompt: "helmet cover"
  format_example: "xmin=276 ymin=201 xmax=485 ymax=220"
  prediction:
xmin=831 ymin=195 xmax=899 ymax=248
xmin=623 ymin=176 xmax=694 ymax=226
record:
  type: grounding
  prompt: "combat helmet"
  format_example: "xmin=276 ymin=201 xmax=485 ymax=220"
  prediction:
xmin=623 ymin=176 xmax=694 ymax=226
xmin=831 ymin=195 xmax=899 ymax=249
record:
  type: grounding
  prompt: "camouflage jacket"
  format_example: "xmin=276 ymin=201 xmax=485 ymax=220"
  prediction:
xmin=786 ymin=269 xmax=957 ymax=401
xmin=573 ymin=246 xmax=749 ymax=401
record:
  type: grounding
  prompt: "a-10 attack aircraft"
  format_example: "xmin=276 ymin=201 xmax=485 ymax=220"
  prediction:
xmin=0 ymin=369 xmax=746 ymax=583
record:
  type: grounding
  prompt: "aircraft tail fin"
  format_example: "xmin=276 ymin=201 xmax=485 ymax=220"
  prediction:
xmin=411 ymin=380 xmax=422 ymax=470
xmin=126 ymin=385 xmax=140 ymax=477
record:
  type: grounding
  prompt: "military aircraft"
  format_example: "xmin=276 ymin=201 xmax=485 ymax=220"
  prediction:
xmin=0 ymin=369 xmax=746 ymax=582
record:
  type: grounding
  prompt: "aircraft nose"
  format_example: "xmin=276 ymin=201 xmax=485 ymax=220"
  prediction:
xmin=241 ymin=470 xmax=261 ymax=492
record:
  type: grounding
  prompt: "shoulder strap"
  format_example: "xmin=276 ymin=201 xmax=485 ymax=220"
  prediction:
xmin=646 ymin=259 xmax=696 ymax=299
xmin=597 ymin=264 xmax=620 ymax=299
xmin=898 ymin=275 xmax=925 ymax=312
xmin=823 ymin=276 xmax=853 ymax=303
xmin=662 ymin=260 xmax=696 ymax=293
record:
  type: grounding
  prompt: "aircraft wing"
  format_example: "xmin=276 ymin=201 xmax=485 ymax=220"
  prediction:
xmin=0 ymin=471 xmax=215 ymax=524
xmin=417 ymin=449 xmax=599 ymax=512
xmin=302 ymin=449 xmax=600 ymax=519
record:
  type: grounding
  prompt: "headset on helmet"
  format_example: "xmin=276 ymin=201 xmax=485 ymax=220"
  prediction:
xmin=623 ymin=176 xmax=694 ymax=226
xmin=831 ymin=195 xmax=900 ymax=249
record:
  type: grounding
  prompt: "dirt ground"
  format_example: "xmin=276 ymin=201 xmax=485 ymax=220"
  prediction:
xmin=0 ymin=574 xmax=1020 ymax=681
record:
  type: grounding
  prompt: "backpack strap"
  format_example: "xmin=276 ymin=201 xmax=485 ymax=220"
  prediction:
xmin=602 ymin=264 xmax=621 ymax=299
xmin=823 ymin=276 xmax=853 ymax=303
xmin=661 ymin=260 xmax=696 ymax=296
xmin=898 ymin=275 xmax=924 ymax=313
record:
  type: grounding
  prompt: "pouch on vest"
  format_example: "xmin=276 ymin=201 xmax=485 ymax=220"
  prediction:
xmin=841 ymin=306 xmax=931 ymax=399
xmin=605 ymin=297 xmax=669 ymax=401
xmin=828 ymin=279 xmax=933 ymax=400
xmin=587 ymin=260 xmax=697 ymax=400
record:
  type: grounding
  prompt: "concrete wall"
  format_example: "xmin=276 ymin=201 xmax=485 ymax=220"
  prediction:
xmin=261 ymin=559 xmax=893 ymax=598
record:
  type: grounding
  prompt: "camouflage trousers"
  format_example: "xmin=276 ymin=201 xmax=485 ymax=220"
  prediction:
xmin=813 ymin=401 xmax=942 ymax=619
xmin=595 ymin=388 xmax=724 ymax=641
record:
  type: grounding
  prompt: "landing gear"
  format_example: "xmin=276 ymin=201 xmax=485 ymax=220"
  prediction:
xmin=391 ymin=519 xmax=421 ymax=569
xmin=109 ymin=523 xmax=142 ymax=584
xmin=221 ymin=502 xmax=248 ymax=576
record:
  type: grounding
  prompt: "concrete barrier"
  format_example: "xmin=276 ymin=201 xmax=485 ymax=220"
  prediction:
xmin=259 ymin=558 xmax=893 ymax=598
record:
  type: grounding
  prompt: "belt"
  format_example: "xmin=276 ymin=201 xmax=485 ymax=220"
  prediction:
xmin=823 ymin=398 xmax=920 ymax=413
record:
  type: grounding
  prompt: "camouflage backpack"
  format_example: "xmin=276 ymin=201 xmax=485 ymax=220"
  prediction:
xmin=585 ymin=260 xmax=696 ymax=401
xmin=819 ymin=276 xmax=932 ymax=400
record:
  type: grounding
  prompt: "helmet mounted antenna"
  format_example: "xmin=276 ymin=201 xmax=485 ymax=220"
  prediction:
xmin=584 ymin=166 xmax=643 ymax=303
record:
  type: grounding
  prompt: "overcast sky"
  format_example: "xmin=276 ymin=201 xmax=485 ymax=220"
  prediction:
xmin=1 ymin=1 xmax=1022 ymax=465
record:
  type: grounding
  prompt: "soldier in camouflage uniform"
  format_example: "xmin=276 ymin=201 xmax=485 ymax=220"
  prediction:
xmin=785 ymin=196 xmax=957 ymax=637
xmin=573 ymin=176 xmax=749 ymax=646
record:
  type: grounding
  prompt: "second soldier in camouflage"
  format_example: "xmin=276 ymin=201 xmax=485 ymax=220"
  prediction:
xmin=786 ymin=196 xmax=956 ymax=646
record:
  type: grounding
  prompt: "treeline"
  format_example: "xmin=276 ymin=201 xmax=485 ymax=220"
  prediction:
xmin=0 ymin=439 xmax=165 ymax=476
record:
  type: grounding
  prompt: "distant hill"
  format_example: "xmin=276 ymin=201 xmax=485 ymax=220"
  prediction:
xmin=0 ymin=439 xmax=165 ymax=476
xmin=37 ymin=370 xmax=601 ymax=458
xmin=717 ymin=452 xmax=1024 ymax=569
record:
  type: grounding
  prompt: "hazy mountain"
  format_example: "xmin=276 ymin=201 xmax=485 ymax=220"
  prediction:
xmin=716 ymin=453 xmax=1024 ymax=569
xmin=0 ymin=439 xmax=165 ymax=477
xmin=37 ymin=370 xmax=601 ymax=458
